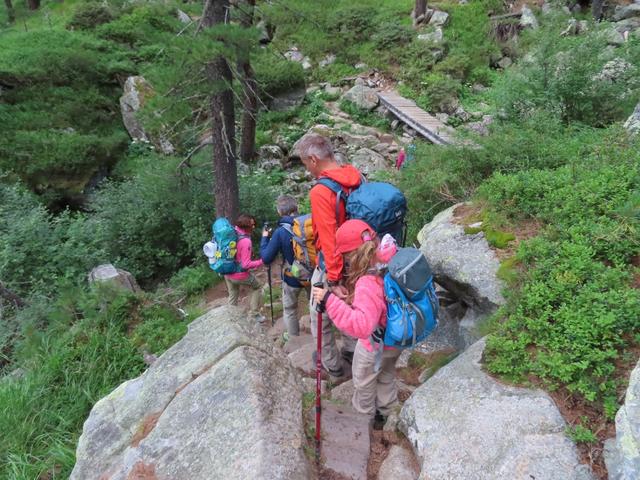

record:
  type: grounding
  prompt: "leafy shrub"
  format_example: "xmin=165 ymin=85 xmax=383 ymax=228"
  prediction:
xmin=0 ymin=183 xmax=106 ymax=297
xmin=439 ymin=0 xmax=501 ymax=85
xmin=331 ymin=5 xmax=375 ymax=42
xmin=131 ymin=303 xmax=188 ymax=355
xmin=253 ymin=49 xmax=305 ymax=98
xmin=339 ymin=99 xmax=391 ymax=130
xmin=400 ymin=113 xmax=623 ymax=242
xmin=480 ymin=137 xmax=640 ymax=411
xmin=491 ymin=23 xmax=640 ymax=126
xmin=372 ymin=21 xmax=413 ymax=49
xmin=421 ymin=72 xmax=462 ymax=112
xmin=97 ymin=5 xmax=179 ymax=47
xmin=67 ymin=2 xmax=115 ymax=30
xmin=0 ymin=30 xmax=132 ymax=204
xmin=0 ymin=286 xmax=146 ymax=479
xmin=169 ymin=264 xmax=220 ymax=297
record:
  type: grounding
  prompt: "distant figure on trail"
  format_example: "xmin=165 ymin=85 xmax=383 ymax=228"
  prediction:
xmin=312 ymin=220 xmax=400 ymax=428
xmin=260 ymin=195 xmax=310 ymax=337
xmin=294 ymin=134 xmax=362 ymax=378
xmin=224 ymin=214 xmax=265 ymax=324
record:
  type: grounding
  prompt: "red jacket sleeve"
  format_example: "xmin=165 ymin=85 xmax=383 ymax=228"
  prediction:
xmin=310 ymin=185 xmax=344 ymax=282
xmin=237 ymin=237 xmax=263 ymax=270
xmin=325 ymin=276 xmax=386 ymax=339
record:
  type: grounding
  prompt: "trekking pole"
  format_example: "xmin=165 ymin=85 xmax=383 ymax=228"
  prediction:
xmin=267 ymin=264 xmax=274 ymax=326
xmin=313 ymin=281 xmax=325 ymax=462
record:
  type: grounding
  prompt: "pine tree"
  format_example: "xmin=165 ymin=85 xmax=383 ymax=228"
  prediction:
xmin=202 ymin=0 xmax=240 ymax=219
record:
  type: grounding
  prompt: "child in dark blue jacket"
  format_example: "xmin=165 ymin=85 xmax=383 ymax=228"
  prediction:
xmin=260 ymin=195 xmax=310 ymax=336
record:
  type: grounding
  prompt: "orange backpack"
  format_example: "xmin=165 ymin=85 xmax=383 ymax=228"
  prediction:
xmin=282 ymin=214 xmax=316 ymax=284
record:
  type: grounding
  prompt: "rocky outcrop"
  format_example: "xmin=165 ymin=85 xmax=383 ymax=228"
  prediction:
xmin=417 ymin=27 xmax=444 ymax=45
xmin=624 ymin=102 xmax=640 ymax=135
xmin=604 ymin=359 xmax=640 ymax=479
xmin=400 ymin=338 xmax=595 ymax=480
xmin=416 ymin=204 xmax=505 ymax=353
xmin=88 ymin=264 xmax=140 ymax=293
xmin=70 ymin=306 xmax=310 ymax=480
xmin=284 ymin=46 xmax=311 ymax=70
xmin=269 ymin=86 xmax=306 ymax=111
xmin=342 ymin=83 xmax=379 ymax=111
xmin=119 ymin=76 xmax=175 ymax=155
xmin=378 ymin=445 xmax=419 ymax=480
xmin=351 ymin=147 xmax=388 ymax=175
xmin=613 ymin=3 xmax=640 ymax=22
xmin=418 ymin=204 xmax=504 ymax=312
xmin=520 ymin=5 xmax=539 ymax=30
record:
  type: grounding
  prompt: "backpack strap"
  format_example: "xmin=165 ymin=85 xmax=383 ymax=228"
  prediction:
xmin=316 ymin=177 xmax=345 ymax=222
xmin=281 ymin=223 xmax=294 ymax=236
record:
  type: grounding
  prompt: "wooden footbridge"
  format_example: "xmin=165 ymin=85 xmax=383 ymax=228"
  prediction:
xmin=377 ymin=90 xmax=457 ymax=145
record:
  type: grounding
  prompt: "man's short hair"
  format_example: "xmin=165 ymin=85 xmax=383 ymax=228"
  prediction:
xmin=293 ymin=134 xmax=334 ymax=162
xmin=276 ymin=195 xmax=298 ymax=217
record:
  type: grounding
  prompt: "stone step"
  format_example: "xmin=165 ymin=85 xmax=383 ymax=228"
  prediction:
xmin=287 ymin=341 xmax=317 ymax=377
xmin=267 ymin=316 xmax=285 ymax=341
xmin=283 ymin=333 xmax=314 ymax=354
xmin=377 ymin=445 xmax=419 ymax=480
xmin=330 ymin=379 xmax=354 ymax=406
xmin=287 ymin=337 xmax=353 ymax=381
xmin=321 ymin=403 xmax=371 ymax=480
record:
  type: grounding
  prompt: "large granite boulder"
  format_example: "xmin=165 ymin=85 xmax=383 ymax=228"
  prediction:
xmin=378 ymin=445 xmax=419 ymax=480
xmin=120 ymin=76 xmax=175 ymax=155
xmin=342 ymin=83 xmax=379 ymax=111
xmin=70 ymin=306 xmax=310 ymax=480
xmin=269 ymin=86 xmax=306 ymax=112
xmin=88 ymin=264 xmax=140 ymax=293
xmin=624 ymin=102 xmax=640 ymax=135
xmin=399 ymin=338 xmax=594 ymax=480
xmin=416 ymin=203 xmax=507 ymax=353
xmin=604 ymin=359 xmax=640 ymax=479
xmin=613 ymin=3 xmax=640 ymax=22
xmin=351 ymin=147 xmax=389 ymax=175
xmin=418 ymin=204 xmax=504 ymax=312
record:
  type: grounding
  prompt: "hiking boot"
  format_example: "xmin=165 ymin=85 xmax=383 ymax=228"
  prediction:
xmin=254 ymin=314 xmax=267 ymax=325
xmin=312 ymin=351 xmax=344 ymax=378
xmin=373 ymin=410 xmax=386 ymax=431
xmin=341 ymin=349 xmax=354 ymax=365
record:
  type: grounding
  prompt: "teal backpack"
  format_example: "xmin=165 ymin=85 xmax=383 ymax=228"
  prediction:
xmin=203 ymin=218 xmax=247 ymax=275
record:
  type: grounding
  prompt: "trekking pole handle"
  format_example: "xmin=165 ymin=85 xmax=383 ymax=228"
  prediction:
xmin=313 ymin=282 xmax=327 ymax=314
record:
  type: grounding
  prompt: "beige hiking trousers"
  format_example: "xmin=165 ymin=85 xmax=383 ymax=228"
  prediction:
xmin=282 ymin=282 xmax=309 ymax=336
xmin=225 ymin=273 xmax=263 ymax=317
xmin=352 ymin=342 xmax=401 ymax=417
xmin=309 ymin=267 xmax=357 ymax=373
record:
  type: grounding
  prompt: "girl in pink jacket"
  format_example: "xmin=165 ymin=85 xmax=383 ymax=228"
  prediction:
xmin=312 ymin=220 xmax=400 ymax=427
xmin=224 ymin=214 xmax=265 ymax=324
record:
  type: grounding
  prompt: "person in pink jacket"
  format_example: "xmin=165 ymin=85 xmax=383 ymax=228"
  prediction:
xmin=312 ymin=220 xmax=400 ymax=427
xmin=224 ymin=214 xmax=266 ymax=324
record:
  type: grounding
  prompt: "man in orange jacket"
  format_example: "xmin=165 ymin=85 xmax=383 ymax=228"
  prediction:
xmin=294 ymin=134 xmax=362 ymax=377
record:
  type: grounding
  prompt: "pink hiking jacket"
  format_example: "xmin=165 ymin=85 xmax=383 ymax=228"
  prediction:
xmin=226 ymin=227 xmax=263 ymax=281
xmin=325 ymin=274 xmax=391 ymax=352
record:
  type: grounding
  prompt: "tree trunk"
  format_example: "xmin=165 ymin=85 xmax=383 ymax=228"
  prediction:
xmin=26 ymin=0 xmax=39 ymax=10
xmin=5 ymin=0 xmax=15 ymax=23
xmin=592 ymin=0 xmax=604 ymax=21
xmin=414 ymin=0 xmax=427 ymax=21
xmin=0 ymin=282 xmax=26 ymax=308
xmin=238 ymin=0 xmax=257 ymax=164
xmin=202 ymin=0 xmax=240 ymax=220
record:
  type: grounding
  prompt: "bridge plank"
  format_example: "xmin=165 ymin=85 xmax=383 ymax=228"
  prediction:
xmin=377 ymin=89 xmax=457 ymax=145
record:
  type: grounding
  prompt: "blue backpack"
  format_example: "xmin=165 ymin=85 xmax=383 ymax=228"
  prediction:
xmin=203 ymin=218 xmax=247 ymax=275
xmin=379 ymin=247 xmax=439 ymax=349
xmin=316 ymin=177 xmax=407 ymax=243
